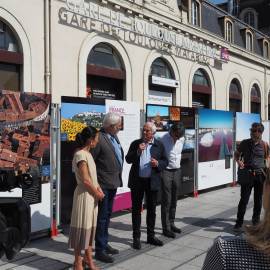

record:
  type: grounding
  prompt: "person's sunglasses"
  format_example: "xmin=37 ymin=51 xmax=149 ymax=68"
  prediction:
xmin=250 ymin=128 xmax=262 ymax=133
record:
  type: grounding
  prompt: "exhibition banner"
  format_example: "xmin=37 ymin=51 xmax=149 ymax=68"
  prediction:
xmin=198 ymin=109 xmax=233 ymax=190
xmin=148 ymin=90 xmax=172 ymax=106
xmin=0 ymin=90 xmax=51 ymax=232
xmin=60 ymin=96 xmax=105 ymax=224
xmin=146 ymin=104 xmax=195 ymax=195
xmin=198 ymin=109 xmax=233 ymax=162
xmin=106 ymin=100 xmax=140 ymax=211
xmin=61 ymin=100 xmax=105 ymax=141
xmin=60 ymin=97 xmax=140 ymax=221
xmin=235 ymin=112 xmax=260 ymax=142
xmin=146 ymin=104 xmax=195 ymax=131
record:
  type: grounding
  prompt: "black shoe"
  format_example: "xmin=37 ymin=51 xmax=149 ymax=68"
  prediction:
xmin=147 ymin=236 xmax=163 ymax=246
xmin=163 ymin=230 xmax=176 ymax=238
xmin=171 ymin=225 xmax=182 ymax=234
xmin=95 ymin=251 xmax=114 ymax=263
xmin=133 ymin=238 xmax=141 ymax=250
xmin=233 ymin=223 xmax=242 ymax=232
xmin=106 ymin=244 xmax=119 ymax=255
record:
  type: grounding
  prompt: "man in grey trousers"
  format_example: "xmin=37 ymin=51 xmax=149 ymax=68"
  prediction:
xmin=160 ymin=122 xmax=185 ymax=238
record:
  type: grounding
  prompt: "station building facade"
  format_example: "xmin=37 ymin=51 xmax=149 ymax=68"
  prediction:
xmin=0 ymin=0 xmax=270 ymax=118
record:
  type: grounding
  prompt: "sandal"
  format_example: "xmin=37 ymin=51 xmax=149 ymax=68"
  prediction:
xmin=82 ymin=259 xmax=100 ymax=270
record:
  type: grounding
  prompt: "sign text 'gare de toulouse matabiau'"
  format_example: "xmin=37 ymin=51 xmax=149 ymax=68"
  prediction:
xmin=59 ymin=0 xmax=222 ymax=65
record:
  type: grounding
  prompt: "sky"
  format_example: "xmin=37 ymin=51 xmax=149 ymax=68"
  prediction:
xmin=199 ymin=109 xmax=233 ymax=129
xmin=61 ymin=103 xmax=105 ymax=118
xmin=147 ymin=105 xmax=169 ymax=117
xmin=236 ymin=113 xmax=261 ymax=141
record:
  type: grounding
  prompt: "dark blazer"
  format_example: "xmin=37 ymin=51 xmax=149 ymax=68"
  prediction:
xmin=125 ymin=138 xmax=168 ymax=191
xmin=91 ymin=128 xmax=123 ymax=189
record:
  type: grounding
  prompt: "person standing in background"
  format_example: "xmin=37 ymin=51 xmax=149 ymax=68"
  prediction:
xmin=91 ymin=112 xmax=123 ymax=263
xmin=234 ymin=122 xmax=269 ymax=231
xmin=160 ymin=122 xmax=185 ymax=238
xmin=125 ymin=122 xmax=168 ymax=250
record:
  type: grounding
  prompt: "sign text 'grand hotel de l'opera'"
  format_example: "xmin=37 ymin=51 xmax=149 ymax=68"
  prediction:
xmin=59 ymin=0 xmax=220 ymax=64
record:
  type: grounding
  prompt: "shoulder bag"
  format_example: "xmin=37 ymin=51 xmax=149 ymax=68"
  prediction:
xmin=237 ymin=168 xmax=252 ymax=186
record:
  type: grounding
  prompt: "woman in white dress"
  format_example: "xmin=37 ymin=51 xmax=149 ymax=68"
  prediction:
xmin=68 ymin=126 xmax=104 ymax=270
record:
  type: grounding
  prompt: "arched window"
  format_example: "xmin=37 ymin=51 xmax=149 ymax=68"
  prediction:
xmin=150 ymin=58 xmax=174 ymax=79
xmin=246 ymin=31 xmax=253 ymax=51
xmin=244 ymin=11 xmax=255 ymax=27
xmin=263 ymin=41 xmax=269 ymax=59
xmin=0 ymin=20 xmax=22 ymax=91
xmin=191 ymin=0 xmax=201 ymax=26
xmin=87 ymin=43 xmax=125 ymax=100
xmin=225 ymin=20 xmax=233 ymax=43
xmin=87 ymin=43 xmax=123 ymax=70
xmin=229 ymin=79 xmax=242 ymax=112
xmin=240 ymin=8 xmax=258 ymax=29
xmin=192 ymin=69 xmax=211 ymax=108
xmin=250 ymin=83 xmax=261 ymax=114
xmin=149 ymin=58 xmax=176 ymax=106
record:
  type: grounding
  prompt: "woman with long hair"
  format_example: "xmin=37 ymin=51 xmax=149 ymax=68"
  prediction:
xmin=202 ymin=168 xmax=270 ymax=269
xmin=68 ymin=126 xmax=104 ymax=270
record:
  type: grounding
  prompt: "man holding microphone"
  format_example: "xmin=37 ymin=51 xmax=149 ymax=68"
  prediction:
xmin=125 ymin=122 xmax=168 ymax=250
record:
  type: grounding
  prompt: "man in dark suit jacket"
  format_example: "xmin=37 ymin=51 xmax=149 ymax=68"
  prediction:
xmin=126 ymin=122 xmax=168 ymax=250
xmin=91 ymin=112 xmax=124 ymax=263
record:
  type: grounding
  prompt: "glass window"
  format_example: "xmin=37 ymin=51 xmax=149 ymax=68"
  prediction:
xmin=244 ymin=11 xmax=255 ymax=28
xmin=192 ymin=69 xmax=210 ymax=86
xmin=263 ymin=41 xmax=269 ymax=59
xmin=251 ymin=84 xmax=261 ymax=114
xmin=225 ymin=21 xmax=233 ymax=43
xmin=229 ymin=79 xmax=242 ymax=112
xmin=87 ymin=43 xmax=123 ymax=70
xmin=191 ymin=0 xmax=200 ymax=26
xmin=192 ymin=92 xmax=211 ymax=108
xmin=192 ymin=69 xmax=211 ymax=109
xmin=229 ymin=80 xmax=241 ymax=96
xmin=0 ymin=21 xmax=19 ymax=52
xmin=0 ymin=63 xmax=20 ymax=91
xmin=251 ymin=84 xmax=261 ymax=98
xmin=150 ymin=58 xmax=173 ymax=79
xmin=246 ymin=32 xmax=253 ymax=51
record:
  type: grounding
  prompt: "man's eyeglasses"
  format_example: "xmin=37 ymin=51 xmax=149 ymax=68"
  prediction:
xmin=250 ymin=128 xmax=263 ymax=133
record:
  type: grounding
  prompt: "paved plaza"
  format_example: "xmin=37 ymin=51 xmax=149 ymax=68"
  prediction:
xmin=0 ymin=185 xmax=255 ymax=270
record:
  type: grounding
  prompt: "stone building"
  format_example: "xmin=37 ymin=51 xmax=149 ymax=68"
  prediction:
xmin=0 ymin=0 xmax=269 ymax=116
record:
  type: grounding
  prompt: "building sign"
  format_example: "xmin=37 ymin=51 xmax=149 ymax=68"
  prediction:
xmin=152 ymin=76 xmax=179 ymax=88
xmin=59 ymin=0 xmax=220 ymax=64
xmin=86 ymin=87 xmax=116 ymax=99
xmin=220 ymin=47 xmax=229 ymax=61
xmin=148 ymin=90 xmax=172 ymax=105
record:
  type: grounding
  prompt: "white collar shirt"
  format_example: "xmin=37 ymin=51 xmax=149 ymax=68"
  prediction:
xmin=161 ymin=132 xmax=185 ymax=169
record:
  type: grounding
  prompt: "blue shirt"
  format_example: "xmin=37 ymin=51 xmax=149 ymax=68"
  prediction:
xmin=139 ymin=141 xmax=153 ymax=178
xmin=109 ymin=134 xmax=123 ymax=167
